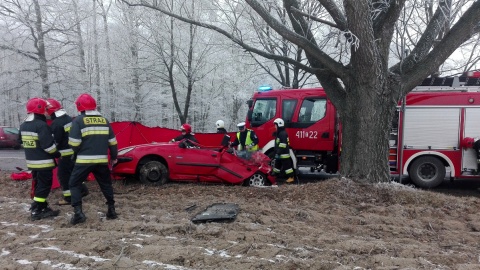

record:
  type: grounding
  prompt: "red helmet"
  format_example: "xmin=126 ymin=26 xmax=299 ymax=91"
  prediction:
xmin=75 ymin=93 xmax=97 ymax=111
xmin=180 ymin=123 xmax=192 ymax=134
xmin=46 ymin=98 xmax=62 ymax=115
xmin=26 ymin=97 xmax=47 ymax=114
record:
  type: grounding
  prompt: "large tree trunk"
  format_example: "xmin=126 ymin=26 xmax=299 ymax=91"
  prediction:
xmin=338 ymin=81 xmax=396 ymax=182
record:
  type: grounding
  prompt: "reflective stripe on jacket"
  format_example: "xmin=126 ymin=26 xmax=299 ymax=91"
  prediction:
xmin=68 ymin=111 xmax=118 ymax=165
xmin=236 ymin=130 xmax=259 ymax=152
xmin=50 ymin=114 xmax=74 ymax=157
xmin=275 ymin=129 xmax=290 ymax=159
xmin=20 ymin=116 xmax=57 ymax=170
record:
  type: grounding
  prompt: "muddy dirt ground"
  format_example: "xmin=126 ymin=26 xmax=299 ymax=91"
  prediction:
xmin=1 ymin=171 xmax=480 ymax=270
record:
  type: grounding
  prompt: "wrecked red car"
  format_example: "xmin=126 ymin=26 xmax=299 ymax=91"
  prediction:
xmin=112 ymin=137 xmax=275 ymax=187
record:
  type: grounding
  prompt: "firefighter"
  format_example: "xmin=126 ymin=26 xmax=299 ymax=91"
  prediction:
xmin=46 ymin=98 xmax=88 ymax=205
xmin=473 ymin=138 xmax=480 ymax=174
xmin=272 ymin=118 xmax=294 ymax=183
xmin=68 ymin=93 xmax=118 ymax=225
xmin=216 ymin=120 xmax=227 ymax=134
xmin=170 ymin=123 xmax=198 ymax=148
xmin=20 ymin=97 xmax=61 ymax=220
xmin=230 ymin=122 xmax=259 ymax=152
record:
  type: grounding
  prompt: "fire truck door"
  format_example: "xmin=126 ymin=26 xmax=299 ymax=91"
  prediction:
xmin=463 ymin=108 xmax=480 ymax=170
xmin=288 ymin=98 xmax=334 ymax=151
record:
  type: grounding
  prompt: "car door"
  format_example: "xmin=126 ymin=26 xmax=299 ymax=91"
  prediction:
xmin=172 ymin=146 xmax=222 ymax=182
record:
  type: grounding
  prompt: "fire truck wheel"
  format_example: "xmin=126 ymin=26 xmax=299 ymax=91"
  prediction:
xmin=139 ymin=161 xmax=169 ymax=186
xmin=245 ymin=172 xmax=267 ymax=187
xmin=409 ymin=156 xmax=445 ymax=188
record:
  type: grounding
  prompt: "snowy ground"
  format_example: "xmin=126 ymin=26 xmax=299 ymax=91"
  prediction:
xmin=1 ymin=171 xmax=480 ymax=269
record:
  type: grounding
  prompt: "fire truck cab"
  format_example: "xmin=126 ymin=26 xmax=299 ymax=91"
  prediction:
xmin=246 ymin=87 xmax=340 ymax=173
xmin=246 ymin=71 xmax=480 ymax=188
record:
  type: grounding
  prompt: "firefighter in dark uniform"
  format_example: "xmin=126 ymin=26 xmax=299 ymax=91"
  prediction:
xmin=272 ymin=118 xmax=294 ymax=183
xmin=68 ymin=93 xmax=118 ymax=225
xmin=46 ymin=98 xmax=88 ymax=205
xmin=170 ymin=123 xmax=198 ymax=148
xmin=473 ymin=138 xmax=480 ymax=174
xmin=20 ymin=97 xmax=61 ymax=220
xmin=216 ymin=120 xmax=227 ymax=134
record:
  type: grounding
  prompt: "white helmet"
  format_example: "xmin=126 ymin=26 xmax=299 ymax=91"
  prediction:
xmin=216 ymin=120 xmax=225 ymax=129
xmin=273 ymin=118 xmax=284 ymax=127
xmin=237 ymin=122 xmax=246 ymax=130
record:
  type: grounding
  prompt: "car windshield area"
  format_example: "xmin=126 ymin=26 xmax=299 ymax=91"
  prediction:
xmin=251 ymin=98 xmax=276 ymax=127
xmin=2 ymin=127 xmax=19 ymax=134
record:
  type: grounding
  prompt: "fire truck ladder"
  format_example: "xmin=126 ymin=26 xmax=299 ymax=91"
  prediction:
xmin=389 ymin=130 xmax=398 ymax=171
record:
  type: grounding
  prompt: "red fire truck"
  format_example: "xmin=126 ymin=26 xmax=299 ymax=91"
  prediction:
xmin=245 ymin=71 xmax=480 ymax=188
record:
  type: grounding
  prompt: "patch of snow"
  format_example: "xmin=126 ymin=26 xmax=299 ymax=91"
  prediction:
xmin=1 ymin=248 xmax=10 ymax=256
xmin=143 ymin=260 xmax=192 ymax=269
xmin=133 ymin=244 xmax=143 ymax=248
xmin=132 ymin=232 xmax=152 ymax=237
xmin=35 ymin=246 xmax=110 ymax=262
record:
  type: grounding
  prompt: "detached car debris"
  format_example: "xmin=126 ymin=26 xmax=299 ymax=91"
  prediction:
xmin=191 ymin=203 xmax=239 ymax=224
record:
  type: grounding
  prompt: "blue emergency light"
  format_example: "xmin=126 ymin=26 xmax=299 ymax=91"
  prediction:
xmin=258 ymin=85 xmax=272 ymax=92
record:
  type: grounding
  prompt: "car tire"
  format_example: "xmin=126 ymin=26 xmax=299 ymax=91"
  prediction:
xmin=245 ymin=172 xmax=267 ymax=187
xmin=139 ymin=161 xmax=169 ymax=186
xmin=408 ymin=156 xmax=445 ymax=188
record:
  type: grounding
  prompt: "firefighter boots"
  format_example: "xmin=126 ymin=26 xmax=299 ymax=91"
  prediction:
xmin=31 ymin=202 xmax=60 ymax=221
xmin=286 ymin=176 xmax=295 ymax=183
xmin=71 ymin=206 xmax=86 ymax=225
xmin=106 ymin=205 xmax=118 ymax=220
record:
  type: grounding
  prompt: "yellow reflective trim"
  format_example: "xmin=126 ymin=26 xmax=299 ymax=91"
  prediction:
xmin=65 ymin=126 xmax=71 ymax=132
xmin=81 ymin=130 xmax=109 ymax=137
xmin=83 ymin=116 xmax=107 ymax=125
xmin=45 ymin=144 xmax=57 ymax=154
xmin=285 ymin=168 xmax=294 ymax=174
xmin=33 ymin=197 xmax=46 ymax=202
xmin=21 ymin=135 xmax=38 ymax=140
xmin=23 ymin=140 xmax=36 ymax=148
xmin=69 ymin=140 xmax=81 ymax=147
xmin=60 ymin=150 xmax=74 ymax=156
xmin=27 ymin=162 xmax=55 ymax=169
xmin=280 ymin=154 xmax=290 ymax=158
xmin=109 ymin=141 xmax=117 ymax=146
xmin=76 ymin=158 xmax=109 ymax=164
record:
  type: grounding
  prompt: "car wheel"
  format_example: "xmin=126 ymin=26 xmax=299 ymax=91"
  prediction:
xmin=246 ymin=172 xmax=267 ymax=187
xmin=408 ymin=156 xmax=445 ymax=188
xmin=139 ymin=161 xmax=169 ymax=186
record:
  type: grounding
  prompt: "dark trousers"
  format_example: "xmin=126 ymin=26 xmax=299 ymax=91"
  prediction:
xmin=274 ymin=158 xmax=294 ymax=176
xmin=32 ymin=170 xmax=53 ymax=201
xmin=58 ymin=156 xmax=74 ymax=193
xmin=69 ymin=164 xmax=114 ymax=207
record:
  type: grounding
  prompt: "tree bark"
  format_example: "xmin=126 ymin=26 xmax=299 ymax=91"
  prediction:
xmin=98 ymin=0 xmax=115 ymax=121
xmin=73 ymin=0 xmax=88 ymax=91
xmin=33 ymin=0 xmax=49 ymax=97
xmin=92 ymin=0 xmax=102 ymax=111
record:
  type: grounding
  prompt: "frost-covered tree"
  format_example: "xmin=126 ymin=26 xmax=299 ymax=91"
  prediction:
xmin=121 ymin=0 xmax=480 ymax=182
